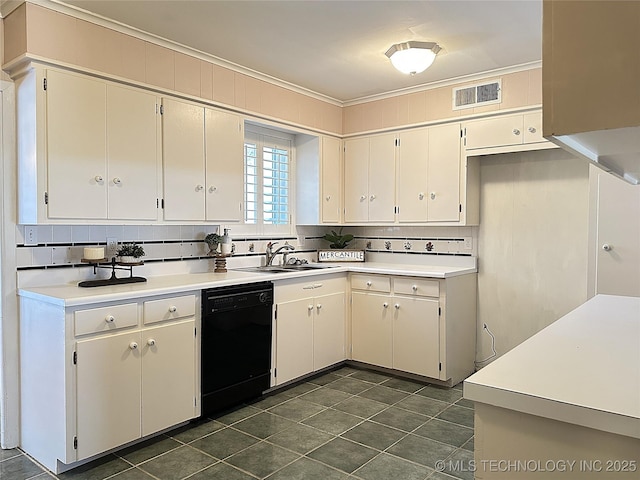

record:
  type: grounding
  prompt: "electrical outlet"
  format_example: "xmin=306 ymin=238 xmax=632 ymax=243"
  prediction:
xmin=106 ymin=237 xmax=118 ymax=258
xmin=463 ymin=238 xmax=473 ymax=250
xmin=24 ymin=226 xmax=37 ymax=246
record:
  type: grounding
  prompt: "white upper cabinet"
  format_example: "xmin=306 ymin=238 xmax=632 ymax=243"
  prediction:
xmin=205 ymin=108 xmax=244 ymax=222
xmin=162 ymin=97 xmax=206 ymax=221
xmin=344 ymin=133 xmax=396 ymax=223
xmin=463 ymin=110 xmax=550 ymax=153
xmin=321 ymin=136 xmax=343 ymax=224
xmin=16 ymin=66 xmax=160 ymax=224
xmin=162 ymin=99 xmax=244 ymax=222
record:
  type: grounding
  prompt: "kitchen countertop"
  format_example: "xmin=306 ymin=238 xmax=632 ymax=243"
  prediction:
xmin=464 ymin=294 xmax=640 ymax=439
xmin=17 ymin=261 xmax=477 ymax=307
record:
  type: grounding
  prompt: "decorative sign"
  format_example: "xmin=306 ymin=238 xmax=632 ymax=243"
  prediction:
xmin=318 ymin=249 xmax=365 ymax=262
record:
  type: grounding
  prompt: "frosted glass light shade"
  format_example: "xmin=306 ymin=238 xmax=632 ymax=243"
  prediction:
xmin=385 ymin=41 xmax=441 ymax=75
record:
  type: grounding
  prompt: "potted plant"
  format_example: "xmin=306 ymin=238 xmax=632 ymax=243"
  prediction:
xmin=116 ymin=243 xmax=145 ymax=264
xmin=204 ymin=233 xmax=222 ymax=255
xmin=322 ymin=227 xmax=354 ymax=249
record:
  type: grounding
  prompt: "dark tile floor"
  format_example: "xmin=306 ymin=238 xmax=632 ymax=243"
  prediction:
xmin=2 ymin=367 xmax=474 ymax=480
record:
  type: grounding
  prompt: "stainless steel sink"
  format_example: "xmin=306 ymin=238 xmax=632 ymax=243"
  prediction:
xmin=234 ymin=264 xmax=337 ymax=274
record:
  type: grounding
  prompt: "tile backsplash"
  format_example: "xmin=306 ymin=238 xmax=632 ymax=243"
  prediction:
xmin=15 ymin=224 xmax=477 ymax=271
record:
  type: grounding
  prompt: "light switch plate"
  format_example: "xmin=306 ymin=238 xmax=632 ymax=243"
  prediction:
xmin=24 ymin=226 xmax=37 ymax=246
xmin=106 ymin=237 xmax=118 ymax=258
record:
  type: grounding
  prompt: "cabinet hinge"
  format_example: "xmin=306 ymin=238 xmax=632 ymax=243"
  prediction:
xmin=460 ymin=129 xmax=463 ymax=138
xmin=439 ymin=362 xmax=442 ymax=372
xmin=159 ymin=104 xmax=164 ymax=115
xmin=274 ymin=305 xmax=278 ymax=320
xmin=274 ymin=368 xmax=277 ymax=378
xmin=194 ymin=327 xmax=197 ymax=337
xmin=161 ymin=199 xmax=165 ymax=209
xmin=459 ymin=204 xmax=462 ymax=213
xmin=438 ymin=307 xmax=442 ymax=316
xmin=73 ymin=351 xmax=77 ymax=364
xmin=73 ymin=436 xmax=77 ymax=449
xmin=43 ymin=78 xmax=47 ymax=91
xmin=44 ymin=192 xmax=49 ymax=205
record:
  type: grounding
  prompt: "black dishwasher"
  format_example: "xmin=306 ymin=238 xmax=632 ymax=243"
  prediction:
xmin=201 ymin=282 xmax=273 ymax=416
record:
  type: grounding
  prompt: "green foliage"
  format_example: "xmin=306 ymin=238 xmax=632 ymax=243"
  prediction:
xmin=116 ymin=243 xmax=145 ymax=258
xmin=322 ymin=228 xmax=354 ymax=249
xmin=204 ymin=233 xmax=222 ymax=246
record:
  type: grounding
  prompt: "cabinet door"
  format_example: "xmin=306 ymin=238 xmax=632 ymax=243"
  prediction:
xmin=107 ymin=84 xmax=159 ymax=220
xmin=368 ymin=134 xmax=396 ymax=222
xmin=523 ymin=112 xmax=544 ymax=144
xmin=344 ymin=137 xmax=370 ymax=222
xmin=76 ymin=330 xmax=141 ymax=460
xmin=46 ymin=70 xmax=107 ymax=219
xmin=162 ymin=97 xmax=205 ymax=221
xmin=392 ymin=296 xmax=440 ymax=378
xmin=321 ymin=136 xmax=343 ymax=223
xmin=351 ymin=292 xmax=392 ymax=368
xmin=313 ymin=292 xmax=345 ymax=370
xmin=275 ymin=299 xmax=314 ymax=385
xmin=397 ymin=128 xmax=428 ymax=222
xmin=205 ymin=108 xmax=243 ymax=222
xmin=427 ymin=123 xmax=461 ymax=222
xmin=465 ymin=115 xmax=524 ymax=150
xmin=142 ymin=320 xmax=196 ymax=436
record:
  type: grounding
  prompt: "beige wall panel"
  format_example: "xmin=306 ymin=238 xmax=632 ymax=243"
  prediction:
xmin=145 ymin=43 xmax=174 ymax=90
xmin=500 ymin=71 xmax=529 ymax=110
xmin=243 ymin=75 xmax=262 ymax=113
xmin=360 ymin=101 xmax=383 ymax=131
xmin=424 ymin=86 xmax=455 ymax=121
xmin=380 ymin=97 xmax=399 ymax=129
xmin=477 ymin=149 xmax=589 ymax=362
xmin=406 ymin=91 xmax=427 ymax=125
xmin=472 ymin=103 xmax=499 ymax=115
xmin=233 ymin=73 xmax=246 ymax=109
xmin=174 ymin=52 xmax=200 ymax=97
xmin=119 ymin=34 xmax=146 ymax=83
xmin=322 ymin=102 xmax=342 ymax=134
xmin=343 ymin=104 xmax=363 ymax=134
xmin=75 ymin=21 xmax=121 ymax=75
xmin=396 ymin=94 xmax=409 ymax=126
xmin=275 ymin=86 xmax=299 ymax=123
xmin=299 ymin=95 xmax=321 ymax=129
xmin=212 ymin=64 xmax=235 ymax=106
xmin=528 ymin=68 xmax=542 ymax=105
xmin=26 ymin=4 xmax=77 ymax=65
xmin=199 ymin=60 xmax=213 ymax=100
xmin=3 ymin=2 xmax=27 ymax=65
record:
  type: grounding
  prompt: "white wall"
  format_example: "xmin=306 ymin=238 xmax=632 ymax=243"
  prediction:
xmin=476 ymin=149 xmax=590 ymax=363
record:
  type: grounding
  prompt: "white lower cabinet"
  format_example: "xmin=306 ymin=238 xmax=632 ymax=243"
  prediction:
xmin=350 ymin=273 xmax=476 ymax=385
xmin=273 ymin=275 xmax=346 ymax=385
xmin=19 ymin=293 xmax=198 ymax=473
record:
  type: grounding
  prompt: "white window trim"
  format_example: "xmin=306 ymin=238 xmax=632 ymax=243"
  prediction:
xmin=234 ymin=124 xmax=296 ymax=237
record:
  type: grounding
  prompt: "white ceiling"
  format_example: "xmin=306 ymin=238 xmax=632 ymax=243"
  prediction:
xmin=59 ymin=0 xmax=543 ymax=103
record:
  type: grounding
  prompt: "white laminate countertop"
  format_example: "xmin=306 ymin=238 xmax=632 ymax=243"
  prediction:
xmin=17 ymin=262 xmax=477 ymax=307
xmin=464 ymin=294 xmax=640 ymax=439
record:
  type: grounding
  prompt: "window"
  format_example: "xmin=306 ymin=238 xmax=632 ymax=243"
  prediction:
xmin=243 ymin=127 xmax=294 ymax=234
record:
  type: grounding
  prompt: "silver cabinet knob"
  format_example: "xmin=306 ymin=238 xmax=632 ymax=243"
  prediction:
xmin=94 ymin=175 xmax=104 ymax=182
xmin=602 ymin=244 xmax=612 ymax=251
xmin=528 ymin=127 xmax=536 ymax=134
xmin=366 ymin=281 xmax=372 ymax=287
xmin=513 ymin=129 xmax=521 ymax=135
xmin=112 ymin=177 xmax=122 ymax=185
xmin=394 ymin=303 xmax=400 ymax=309
xmin=360 ymin=195 xmax=367 ymax=201
xmin=325 ymin=195 xmax=331 ymax=201
xmin=168 ymin=306 xmax=177 ymax=313
xmin=383 ymin=302 xmax=389 ymax=308
xmin=196 ymin=185 xmax=204 ymax=191
xmin=129 ymin=342 xmax=138 ymax=350
xmin=316 ymin=304 xmax=322 ymax=310
xmin=209 ymin=186 xmax=217 ymax=193
xmin=430 ymin=192 xmax=436 ymax=200
xmin=370 ymin=194 xmax=376 ymax=201
xmin=308 ymin=304 xmax=314 ymax=311
xmin=147 ymin=338 xmax=156 ymax=347
xmin=105 ymin=315 xmax=115 ymax=323
xmin=418 ymin=192 xmax=425 ymax=200
xmin=412 ymin=285 xmax=418 ymax=291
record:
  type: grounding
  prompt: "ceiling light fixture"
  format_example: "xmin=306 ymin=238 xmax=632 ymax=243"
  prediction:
xmin=385 ymin=41 xmax=441 ymax=75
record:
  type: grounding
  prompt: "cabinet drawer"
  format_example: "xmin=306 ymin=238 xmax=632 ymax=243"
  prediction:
xmin=275 ymin=274 xmax=346 ymax=303
xmin=351 ymin=274 xmax=391 ymax=293
xmin=143 ymin=295 xmax=196 ymax=325
xmin=394 ymin=277 xmax=439 ymax=297
xmin=75 ymin=303 xmax=138 ymax=336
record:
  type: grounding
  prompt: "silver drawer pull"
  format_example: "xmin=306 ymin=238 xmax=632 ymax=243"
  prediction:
xmin=512 ymin=128 xmax=521 ymax=135
xmin=129 ymin=342 xmax=138 ymax=350
xmin=412 ymin=285 xmax=418 ymax=291
xmin=308 ymin=304 xmax=314 ymax=311
xmin=303 ymin=285 xmax=315 ymax=290
xmin=147 ymin=338 xmax=156 ymax=347
xmin=366 ymin=281 xmax=372 ymax=287
xmin=316 ymin=304 xmax=322 ymax=310
xmin=394 ymin=304 xmax=400 ymax=309
xmin=94 ymin=175 xmax=103 ymax=183
xmin=528 ymin=126 xmax=536 ymax=133
xmin=383 ymin=302 xmax=389 ymax=308
xmin=105 ymin=315 xmax=115 ymax=323
xmin=112 ymin=177 xmax=122 ymax=185
xmin=313 ymin=283 xmax=323 ymax=289
xmin=168 ymin=306 xmax=177 ymax=313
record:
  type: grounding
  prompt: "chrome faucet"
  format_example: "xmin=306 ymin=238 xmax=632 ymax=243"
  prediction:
xmin=265 ymin=241 xmax=295 ymax=266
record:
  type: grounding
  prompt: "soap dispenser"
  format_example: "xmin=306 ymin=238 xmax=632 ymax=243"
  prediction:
xmin=220 ymin=228 xmax=232 ymax=254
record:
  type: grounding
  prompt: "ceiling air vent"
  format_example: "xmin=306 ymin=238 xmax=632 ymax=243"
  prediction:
xmin=452 ymin=79 xmax=501 ymax=110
